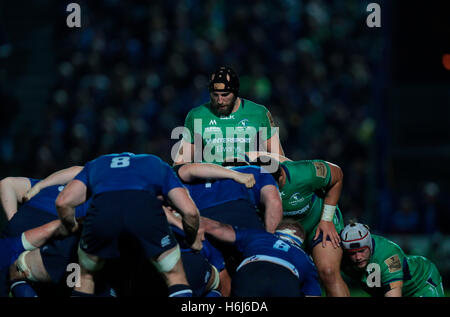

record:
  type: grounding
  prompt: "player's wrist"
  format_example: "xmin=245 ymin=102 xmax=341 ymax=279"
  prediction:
xmin=321 ymin=204 xmax=336 ymax=222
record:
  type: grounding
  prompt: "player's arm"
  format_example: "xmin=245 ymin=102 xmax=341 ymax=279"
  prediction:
xmin=246 ymin=151 xmax=292 ymax=163
xmin=385 ymin=281 xmax=403 ymax=297
xmin=259 ymin=185 xmax=283 ymax=233
xmin=314 ymin=161 xmax=344 ymax=248
xmin=23 ymin=166 xmax=84 ymax=202
xmin=22 ymin=219 xmax=63 ymax=249
xmin=177 ymin=163 xmax=255 ymax=188
xmin=167 ymin=187 xmax=201 ymax=250
xmin=262 ymin=110 xmax=285 ymax=156
xmin=0 ymin=177 xmax=31 ymax=220
xmin=265 ymin=133 xmax=285 ymax=157
xmin=201 ymin=216 xmax=236 ymax=243
xmin=55 ymin=179 xmax=86 ymax=235
xmin=173 ymin=138 xmax=195 ymax=165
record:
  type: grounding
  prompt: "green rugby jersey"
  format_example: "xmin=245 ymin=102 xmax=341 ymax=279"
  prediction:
xmin=279 ymin=160 xmax=331 ymax=220
xmin=183 ymin=98 xmax=275 ymax=164
xmin=342 ymin=234 xmax=442 ymax=297
xmin=279 ymin=160 xmax=344 ymax=250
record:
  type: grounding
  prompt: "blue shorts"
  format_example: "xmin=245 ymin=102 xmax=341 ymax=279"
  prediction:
xmin=80 ymin=190 xmax=177 ymax=259
xmin=40 ymin=234 xmax=81 ymax=284
xmin=180 ymin=251 xmax=213 ymax=297
xmin=231 ymin=260 xmax=302 ymax=297
xmin=200 ymin=199 xmax=264 ymax=230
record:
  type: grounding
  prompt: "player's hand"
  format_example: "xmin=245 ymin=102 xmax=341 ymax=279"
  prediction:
xmin=190 ymin=226 xmax=205 ymax=252
xmin=314 ymin=220 xmax=341 ymax=249
xmin=22 ymin=184 xmax=41 ymax=203
xmin=233 ymin=172 xmax=256 ymax=188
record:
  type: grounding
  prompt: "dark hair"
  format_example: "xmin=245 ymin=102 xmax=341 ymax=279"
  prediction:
xmin=249 ymin=155 xmax=282 ymax=183
xmin=221 ymin=159 xmax=250 ymax=167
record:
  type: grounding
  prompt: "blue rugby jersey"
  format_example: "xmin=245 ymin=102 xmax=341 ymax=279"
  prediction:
xmin=25 ymin=179 xmax=88 ymax=217
xmin=234 ymin=228 xmax=321 ymax=296
xmin=74 ymin=153 xmax=184 ymax=198
xmin=182 ymin=166 xmax=277 ymax=211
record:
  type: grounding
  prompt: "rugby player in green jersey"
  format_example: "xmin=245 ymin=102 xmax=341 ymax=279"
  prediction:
xmin=247 ymin=151 xmax=350 ymax=297
xmin=341 ymin=222 xmax=444 ymax=297
xmin=173 ymin=66 xmax=284 ymax=165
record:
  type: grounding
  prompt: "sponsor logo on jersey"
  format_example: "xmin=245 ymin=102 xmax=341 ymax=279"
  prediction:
xmin=209 ymin=119 xmax=217 ymax=125
xmin=58 ymin=185 xmax=65 ymax=192
xmin=204 ymin=126 xmax=221 ymax=132
xmin=283 ymin=204 xmax=310 ymax=216
xmin=384 ymin=254 xmax=402 ymax=273
xmin=313 ymin=162 xmax=327 ymax=178
xmin=161 ymin=235 xmax=171 ymax=248
xmin=288 ymin=193 xmax=305 ymax=206
xmin=219 ymin=115 xmax=235 ymax=120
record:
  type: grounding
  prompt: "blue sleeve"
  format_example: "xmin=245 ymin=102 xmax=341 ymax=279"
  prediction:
xmin=28 ymin=178 xmax=40 ymax=187
xmin=160 ymin=162 xmax=185 ymax=197
xmin=73 ymin=166 xmax=88 ymax=186
xmin=300 ymin=264 xmax=322 ymax=296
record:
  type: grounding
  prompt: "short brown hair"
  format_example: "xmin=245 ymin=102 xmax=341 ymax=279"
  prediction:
xmin=276 ymin=219 xmax=305 ymax=241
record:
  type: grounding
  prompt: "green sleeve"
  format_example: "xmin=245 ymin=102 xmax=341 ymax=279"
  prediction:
xmin=305 ymin=160 xmax=331 ymax=192
xmin=183 ymin=110 xmax=195 ymax=143
xmin=380 ymin=253 xmax=406 ymax=285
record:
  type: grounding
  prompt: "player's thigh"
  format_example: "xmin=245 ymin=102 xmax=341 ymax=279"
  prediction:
xmin=311 ymin=240 xmax=343 ymax=272
xmin=21 ymin=249 xmax=51 ymax=282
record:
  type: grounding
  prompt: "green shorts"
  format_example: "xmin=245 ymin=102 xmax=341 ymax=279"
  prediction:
xmin=413 ymin=263 xmax=444 ymax=297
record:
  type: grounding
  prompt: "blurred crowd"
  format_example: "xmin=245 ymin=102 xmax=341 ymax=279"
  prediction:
xmin=1 ymin=0 xmax=448 ymax=235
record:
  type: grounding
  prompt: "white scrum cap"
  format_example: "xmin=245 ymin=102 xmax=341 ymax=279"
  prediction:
xmin=340 ymin=223 xmax=372 ymax=253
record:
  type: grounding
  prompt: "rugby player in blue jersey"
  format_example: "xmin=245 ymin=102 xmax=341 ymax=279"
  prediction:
xmin=55 ymin=153 xmax=201 ymax=297
xmin=0 ymin=174 xmax=89 ymax=297
xmin=202 ymin=217 xmax=321 ymax=297
xmin=172 ymin=162 xmax=283 ymax=296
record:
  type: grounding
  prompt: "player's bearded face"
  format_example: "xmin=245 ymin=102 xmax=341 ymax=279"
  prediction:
xmin=210 ymin=91 xmax=237 ymax=116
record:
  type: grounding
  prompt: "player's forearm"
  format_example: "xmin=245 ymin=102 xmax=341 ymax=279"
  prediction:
xmin=264 ymin=201 xmax=283 ymax=233
xmin=24 ymin=220 xmax=62 ymax=248
xmin=201 ymin=216 xmax=236 ymax=243
xmin=56 ymin=205 xmax=77 ymax=231
xmin=180 ymin=163 xmax=241 ymax=182
xmin=246 ymin=151 xmax=291 ymax=163
xmin=38 ymin=166 xmax=83 ymax=188
xmin=182 ymin=213 xmax=200 ymax=246
xmin=385 ymin=287 xmax=402 ymax=297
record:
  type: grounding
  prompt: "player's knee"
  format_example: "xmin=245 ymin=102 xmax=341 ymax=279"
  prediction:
xmin=15 ymin=251 xmax=38 ymax=282
xmin=317 ymin=265 xmax=340 ymax=282
xmin=152 ymin=245 xmax=181 ymax=273
xmin=78 ymin=247 xmax=104 ymax=272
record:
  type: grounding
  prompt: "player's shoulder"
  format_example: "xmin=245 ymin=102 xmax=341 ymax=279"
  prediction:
xmin=186 ymin=102 xmax=212 ymax=116
xmin=373 ymin=234 xmax=403 ymax=252
xmin=241 ymin=98 xmax=269 ymax=113
xmin=372 ymin=235 xmax=405 ymax=264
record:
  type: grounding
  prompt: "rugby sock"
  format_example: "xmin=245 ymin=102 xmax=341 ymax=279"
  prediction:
xmin=10 ymin=280 xmax=38 ymax=297
xmin=168 ymin=284 xmax=193 ymax=297
xmin=205 ymin=289 xmax=222 ymax=297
